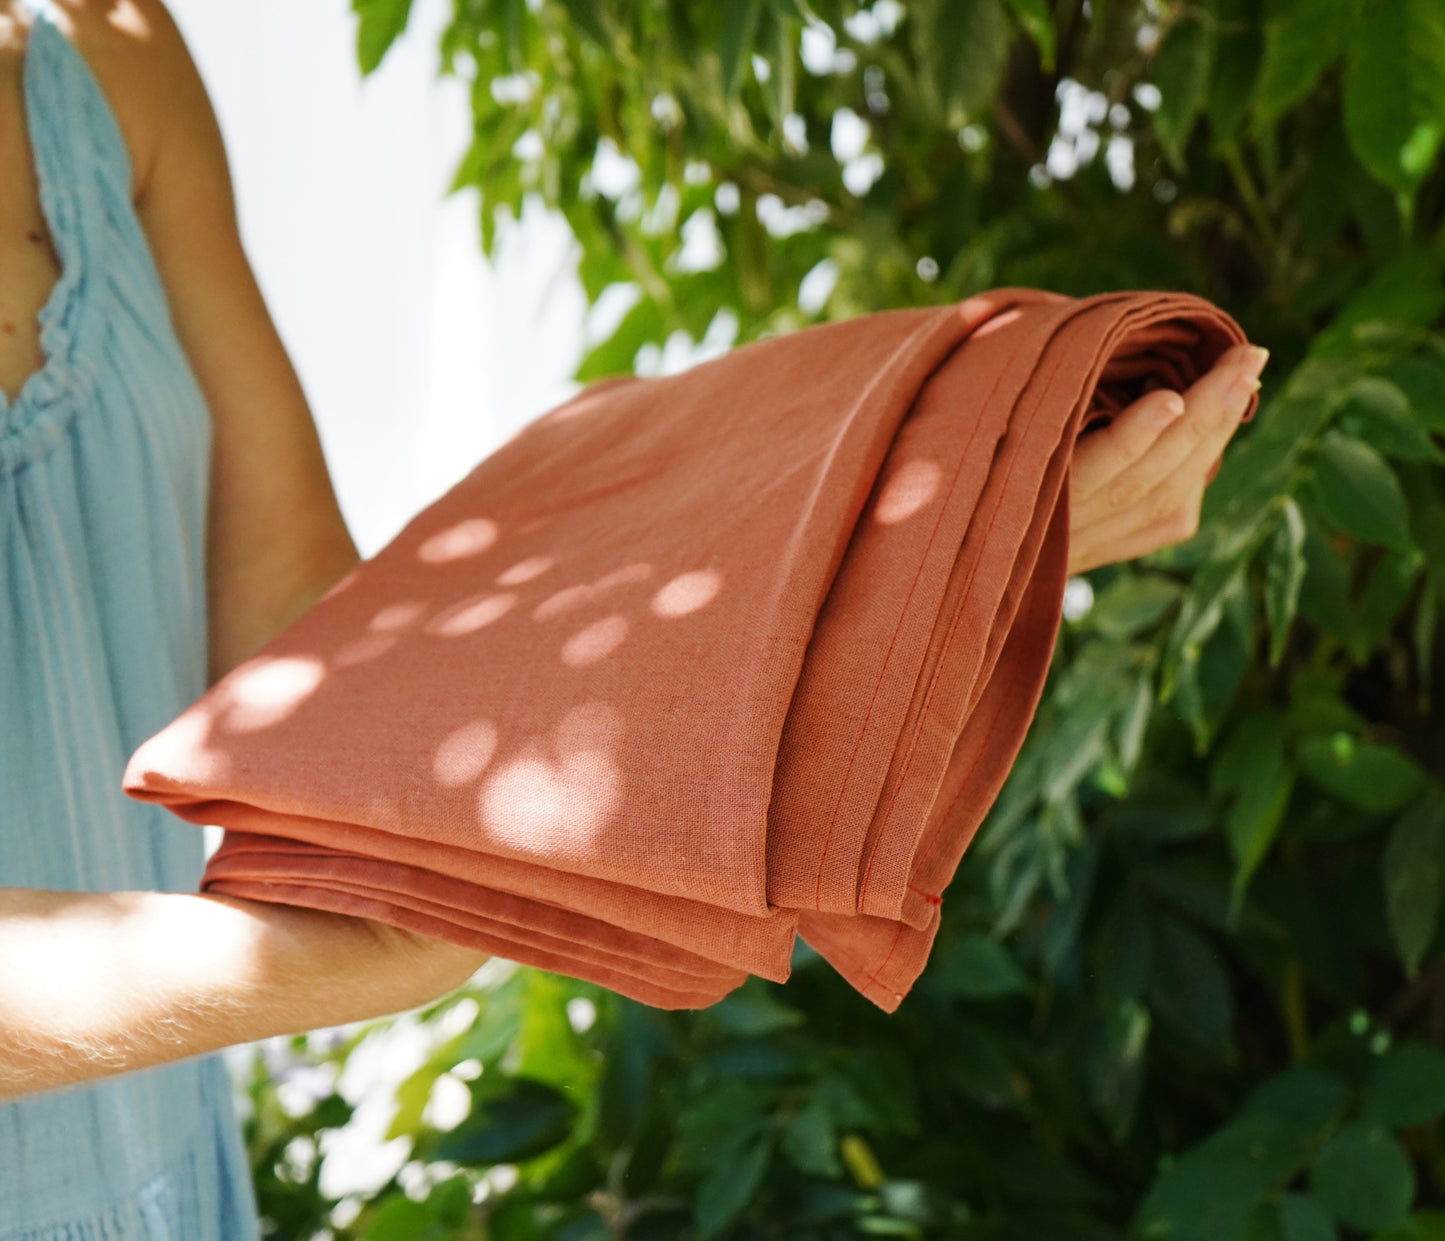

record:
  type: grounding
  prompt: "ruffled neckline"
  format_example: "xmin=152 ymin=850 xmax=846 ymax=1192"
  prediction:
xmin=0 ymin=10 xmax=100 ymax=465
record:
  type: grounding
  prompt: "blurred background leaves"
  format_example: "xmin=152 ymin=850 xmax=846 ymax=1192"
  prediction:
xmin=251 ymin=0 xmax=1445 ymax=1235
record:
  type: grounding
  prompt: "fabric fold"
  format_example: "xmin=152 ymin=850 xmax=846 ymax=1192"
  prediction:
xmin=124 ymin=288 xmax=1251 ymax=1011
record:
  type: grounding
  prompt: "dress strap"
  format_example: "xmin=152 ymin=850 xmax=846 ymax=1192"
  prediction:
xmin=23 ymin=0 xmax=136 ymax=213
xmin=0 ymin=1 xmax=132 ymax=435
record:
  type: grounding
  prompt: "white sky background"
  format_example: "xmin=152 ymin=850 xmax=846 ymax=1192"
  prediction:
xmin=167 ymin=0 xmax=588 ymax=558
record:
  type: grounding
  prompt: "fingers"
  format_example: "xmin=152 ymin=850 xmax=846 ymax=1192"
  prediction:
xmin=1071 ymin=344 xmax=1267 ymax=537
xmin=1070 ymin=388 xmax=1186 ymax=504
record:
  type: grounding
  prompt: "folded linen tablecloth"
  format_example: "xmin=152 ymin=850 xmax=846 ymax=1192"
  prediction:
xmin=125 ymin=288 xmax=1251 ymax=1011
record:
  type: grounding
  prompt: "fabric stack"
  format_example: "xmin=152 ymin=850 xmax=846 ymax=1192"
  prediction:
xmin=125 ymin=288 xmax=1250 ymax=1011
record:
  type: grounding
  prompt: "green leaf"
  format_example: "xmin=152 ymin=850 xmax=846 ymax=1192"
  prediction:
xmin=673 ymin=1079 xmax=775 ymax=1172
xmin=782 ymin=1100 xmax=841 ymax=1177
xmin=1242 ymin=1063 xmax=1352 ymax=1132
xmin=1003 ymin=0 xmax=1055 ymax=72
xmin=705 ymin=986 xmax=805 ymax=1036
xmin=1372 ymin=1213 xmax=1445 ymax=1241
xmin=1309 ymin=1123 xmax=1415 ymax=1232
xmin=1358 ymin=547 xmax=1425 ymax=653
xmin=720 ymin=0 xmax=764 ymax=98
xmin=1278 ymin=1193 xmax=1339 ymax=1241
xmin=1088 ymin=573 xmax=1184 ymax=638
xmin=1265 ymin=498 xmax=1308 ymax=667
xmin=387 ymin=1061 xmax=445 ymax=1140
xmin=433 ymin=1077 xmax=578 ymax=1165
xmin=1146 ymin=914 xmax=1235 ymax=1059
xmin=576 ymin=296 xmax=665 ymax=381
xmin=1160 ymin=557 xmax=1246 ymax=707
xmin=1382 ymin=798 xmax=1445 ymax=977
xmin=1253 ymin=0 xmax=1348 ymax=128
xmin=1338 ymin=377 xmax=1445 ymax=464
xmin=1384 ymin=355 xmax=1445 ymax=433
xmin=1116 ymin=671 xmax=1155 ymax=774
xmin=695 ymin=1136 xmax=771 ymax=1239
xmin=1342 ymin=0 xmax=1445 ymax=201
xmin=1307 ymin=431 xmax=1416 ymax=554
xmin=930 ymin=932 xmax=1032 ymax=999
xmin=928 ymin=0 xmax=1013 ymax=120
xmin=364 ymin=1195 xmax=432 ymax=1241
xmin=1297 ymin=734 xmax=1428 ymax=814
xmin=1086 ymin=1000 xmax=1150 ymax=1142
xmin=428 ymin=1175 xmax=475 ymax=1228
xmin=1297 ymin=520 xmax=1361 ymax=650
xmin=1137 ymin=1113 xmax=1316 ymax=1241
xmin=1208 ymin=3 xmax=1262 ymax=143
xmin=554 ymin=0 xmax=611 ymax=46
xmin=1362 ymin=1042 xmax=1445 ymax=1129
xmin=1153 ymin=15 xmax=1217 ymax=168
xmin=1316 ymin=254 xmax=1445 ymax=356
xmin=353 ymin=0 xmax=415 ymax=75
xmin=1211 ymin=712 xmax=1297 ymax=909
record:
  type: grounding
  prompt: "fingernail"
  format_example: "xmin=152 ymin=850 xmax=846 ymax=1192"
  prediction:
xmin=1237 ymin=345 xmax=1270 ymax=382
xmin=1230 ymin=372 xmax=1262 ymax=406
xmin=1161 ymin=391 xmax=1185 ymax=419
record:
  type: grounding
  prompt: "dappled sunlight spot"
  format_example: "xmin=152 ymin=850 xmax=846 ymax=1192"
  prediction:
xmin=369 ymin=602 xmax=426 ymax=633
xmin=433 ymin=720 xmax=500 ymax=788
xmin=972 ymin=306 xmax=1024 ymax=339
xmin=132 ymin=708 xmax=231 ymax=782
xmin=224 ymin=656 xmax=325 ymax=732
xmin=427 ymin=593 xmax=517 ymax=638
xmin=875 ymin=459 xmax=943 ymax=525
xmin=108 ymin=1 xmax=152 ymax=39
xmin=651 ymin=569 xmax=723 ymax=618
xmin=556 ymin=700 xmax=624 ymax=751
xmin=333 ymin=633 xmax=397 ymax=668
xmin=496 ymin=555 xmax=556 ymax=586
xmin=544 ymin=382 xmax=631 ymax=425
xmin=418 ymin=518 xmax=499 ymax=564
xmin=479 ymin=704 xmax=623 ymax=850
xmin=533 ymin=563 xmax=654 ymax=621
xmin=595 ymin=563 xmax=653 ymax=591
xmin=533 ymin=584 xmax=592 ymax=621
xmin=482 ymin=754 xmax=622 ymax=850
xmin=561 ymin=615 xmax=629 ymax=666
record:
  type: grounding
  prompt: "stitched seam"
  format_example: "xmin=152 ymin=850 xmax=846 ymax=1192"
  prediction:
xmin=857 ymin=333 xmax=1071 ymax=907
xmin=863 ymin=920 xmax=908 ymax=988
xmin=811 ymin=336 xmax=1020 ymax=910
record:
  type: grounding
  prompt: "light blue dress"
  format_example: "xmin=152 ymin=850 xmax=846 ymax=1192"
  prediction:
xmin=1 ymin=3 xmax=260 ymax=1237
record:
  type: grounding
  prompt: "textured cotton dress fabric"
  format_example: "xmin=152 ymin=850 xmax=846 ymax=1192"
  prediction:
xmin=127 ymin=288 xmax=1252 ymax=1013
xmin=1 ymin=5 xmax=258 ymax=1238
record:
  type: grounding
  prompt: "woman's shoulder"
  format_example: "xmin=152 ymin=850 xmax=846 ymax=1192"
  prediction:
xmin=44 ymin=0 xmax=202 ymax=205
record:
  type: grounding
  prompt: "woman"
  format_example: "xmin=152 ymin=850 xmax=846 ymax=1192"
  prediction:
xmin=1 ymin=1 xmax=486 ymax=1236
xmin=0 ymin=0 xmax=1266 ymax=1235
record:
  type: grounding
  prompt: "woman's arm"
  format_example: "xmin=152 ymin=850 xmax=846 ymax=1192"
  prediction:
xmin=0 ymin=2 xmax=484 ymax=1102
xmin=105 ymin=0 xmax=362 ymax=679
xmin=0 ymin=887 xmax=485 ymax=1099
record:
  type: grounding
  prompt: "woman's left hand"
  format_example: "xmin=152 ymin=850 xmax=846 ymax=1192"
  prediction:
xmin=1066 ymin=343 xmax=1269 ymax=577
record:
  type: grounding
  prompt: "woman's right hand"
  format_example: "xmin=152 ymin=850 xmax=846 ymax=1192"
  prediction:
xmin=1066 ymin=343 xmax=1269 ymax=577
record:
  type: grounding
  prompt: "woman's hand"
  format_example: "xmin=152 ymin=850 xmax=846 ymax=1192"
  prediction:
xmin=1067 ymin=343 xmax=1269 ymax=578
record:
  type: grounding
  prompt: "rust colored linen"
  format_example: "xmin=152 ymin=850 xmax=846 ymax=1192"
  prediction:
xmin=124 ymin=289 xmax=1252 ymax=1011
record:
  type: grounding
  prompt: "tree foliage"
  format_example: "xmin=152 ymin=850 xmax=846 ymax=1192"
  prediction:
xmin=254 ymin=0 xmax=1445 ymax=1236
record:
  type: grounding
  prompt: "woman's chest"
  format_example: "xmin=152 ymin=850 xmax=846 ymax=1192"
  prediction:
xmin=0 ymin=49 xmax=63 ymax=407
xmin=0 ymin=8 xmax=157 ymax=412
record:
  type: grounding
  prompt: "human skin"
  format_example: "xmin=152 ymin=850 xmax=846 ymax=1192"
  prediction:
xmin=1067 ymin=342 xmax=1269 ymax=576
xmin=0 ymin=0 xmax=1266 ymax=1100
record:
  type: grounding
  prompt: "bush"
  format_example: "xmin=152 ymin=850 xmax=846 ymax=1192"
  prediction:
xmin=249 ymin=1 xmax=1445 ymax=1236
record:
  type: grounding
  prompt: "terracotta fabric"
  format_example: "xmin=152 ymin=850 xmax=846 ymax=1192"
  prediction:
xmin=124 ymin=289 xmax=1252 ymax=1011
